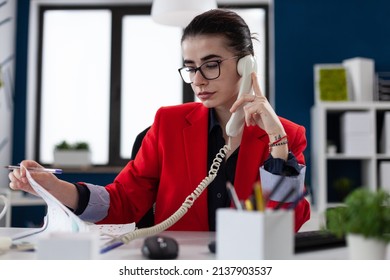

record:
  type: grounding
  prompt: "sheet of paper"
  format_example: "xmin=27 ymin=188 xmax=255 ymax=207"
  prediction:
xmin=88 ymin=223 xmax=135 ymax=240
xmin=12 ymin=168 xmax=134 ymax=244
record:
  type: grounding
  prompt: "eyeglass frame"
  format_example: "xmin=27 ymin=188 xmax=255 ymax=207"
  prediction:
xmin=178 ymin=56 xmax=238 ymax=84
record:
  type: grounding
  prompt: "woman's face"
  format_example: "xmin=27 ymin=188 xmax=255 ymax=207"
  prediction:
xmin=181 ymin=35 xmax=241 ymax=110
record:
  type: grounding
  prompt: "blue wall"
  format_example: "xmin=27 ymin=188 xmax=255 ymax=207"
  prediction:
xmin=274 ymin=0 xmax=390 ymax=185
xmin=13 ymin=0 xmax=390 ymax=188
xmin=13 ymin=0 xmax=29 ymax=165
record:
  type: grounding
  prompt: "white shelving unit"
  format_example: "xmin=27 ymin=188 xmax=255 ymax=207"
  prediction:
xmin=311 ymin=101 xmax=390 ymax=214
xmin=1 ymin=190 xmax=46 ymax=227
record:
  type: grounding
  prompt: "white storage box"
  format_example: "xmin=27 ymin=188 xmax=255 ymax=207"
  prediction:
xmin=379 ymin=161 xmax=390 ymax=193
xmin=341 ymin=111 xmax=374 ymax=156
xmin=380 ymin=112 xmax=390 ymax=154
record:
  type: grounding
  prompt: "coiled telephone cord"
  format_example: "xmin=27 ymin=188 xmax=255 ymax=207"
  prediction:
xmin=118 ymin=140 xmax=231 ymax=244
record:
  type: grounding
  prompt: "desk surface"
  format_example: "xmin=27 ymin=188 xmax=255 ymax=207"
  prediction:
xmin=3 ymin=227 xmax=387 ymax=260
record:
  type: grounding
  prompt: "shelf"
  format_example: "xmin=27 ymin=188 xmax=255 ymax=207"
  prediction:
xmin=1 ymin=191 xmax=46 ymax=227
xmin=326 ymin=154 xmax=373 ymax=160
xmin=311 ymin=102 xmax=390 ymax=213
xmin=376 ymin=154 xmax=390 ymax=159
xmin=10 ymin=195 xmax=46 ymax=206
xmin=315 ymin=101 xmax=390 ymax=109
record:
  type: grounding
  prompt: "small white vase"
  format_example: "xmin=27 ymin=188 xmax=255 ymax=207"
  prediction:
xmin=347 ymin=233 xmax=387 ymax=260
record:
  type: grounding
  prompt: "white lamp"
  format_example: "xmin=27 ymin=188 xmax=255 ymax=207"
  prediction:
xmin=151 ymin=0 xmax=217 ymax=28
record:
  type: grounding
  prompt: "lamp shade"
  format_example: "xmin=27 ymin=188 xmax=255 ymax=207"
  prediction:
xmin=151 ymin=0 xmax=217 ymax=28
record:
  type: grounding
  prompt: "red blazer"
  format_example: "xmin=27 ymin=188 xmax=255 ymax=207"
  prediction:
xmin=99 ymin=102 xmax=310 ymax=232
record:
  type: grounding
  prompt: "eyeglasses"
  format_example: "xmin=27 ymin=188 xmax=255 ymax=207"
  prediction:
xmin=178 ymin=56 xmax=238 ymax=84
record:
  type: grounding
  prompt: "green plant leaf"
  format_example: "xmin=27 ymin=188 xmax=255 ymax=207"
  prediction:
xmin=55 ymin=140 xmax=71 ymax=150
xmin=73 ymin=142 xmax=89 ymax=150
xmin=325 ymin=188 xmax=390 ymax=242
xmin=55 ymin=141 xmax=89 ymax=150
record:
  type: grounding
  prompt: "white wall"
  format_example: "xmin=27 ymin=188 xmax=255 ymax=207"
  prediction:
xmin=0 ymin=0 xmax=16 ymax=194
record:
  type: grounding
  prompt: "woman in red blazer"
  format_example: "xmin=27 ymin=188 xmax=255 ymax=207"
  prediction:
xmin=9 ymin=9 xmax=310 ymax=233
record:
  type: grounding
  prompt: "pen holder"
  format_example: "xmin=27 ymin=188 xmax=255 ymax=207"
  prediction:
xmin=216 ymin=209 xmax=294 ymax=260
xmin=37 ymin=232 xmax=100 ymax=260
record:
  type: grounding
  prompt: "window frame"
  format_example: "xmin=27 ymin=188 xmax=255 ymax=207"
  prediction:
xmin=32 ymin=2 xmax=271 ymax=167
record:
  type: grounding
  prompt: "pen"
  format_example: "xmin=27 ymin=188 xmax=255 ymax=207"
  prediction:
xmin=244 ymin=198 xmax=254 ymax=211
xmin=274 ymin=186 xmax=296 ymax=210
xmin=265 ymin=175 xmax=286 ymax=203
xmin=288 ymin=188 xmax=309 ymax=210
xmin=226 ymin=181 xmax=243 ymax=210
xmin=100 ymin=239 xmax=124 ymax=254
xmin=253 ymin=181 xmax=265 ymax=212
xmin=5 ymin=165 xmax=63 ymax=175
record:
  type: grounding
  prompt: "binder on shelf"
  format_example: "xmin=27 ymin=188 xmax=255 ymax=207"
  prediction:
xmin=376 ymin=72 xmax=390 ymax=101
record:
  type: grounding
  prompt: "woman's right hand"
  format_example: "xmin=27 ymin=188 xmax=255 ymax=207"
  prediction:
xmin=9 ymin=160 xmax=54 ymax=195
xmin=8 ymin=159 xmax=79 ymax=210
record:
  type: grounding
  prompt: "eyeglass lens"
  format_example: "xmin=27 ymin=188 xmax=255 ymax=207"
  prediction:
xmin=179 ymin=60 xmax=221 ymax=83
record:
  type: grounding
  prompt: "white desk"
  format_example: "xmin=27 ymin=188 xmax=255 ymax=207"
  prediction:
xmin=3 ymin=227 xmax=388 ymax=260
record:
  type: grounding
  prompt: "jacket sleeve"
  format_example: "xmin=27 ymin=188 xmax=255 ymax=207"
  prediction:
xmin=260 ymin=121 xmax=311 ymax=232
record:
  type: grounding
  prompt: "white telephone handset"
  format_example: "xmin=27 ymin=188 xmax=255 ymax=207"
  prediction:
xmin=226 ymin=55 xmax=258 ymax=137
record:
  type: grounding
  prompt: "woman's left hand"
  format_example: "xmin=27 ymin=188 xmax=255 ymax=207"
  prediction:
xmin=230 ymin=73 xmax=285 ymax=138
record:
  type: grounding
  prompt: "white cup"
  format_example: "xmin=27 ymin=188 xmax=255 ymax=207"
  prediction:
xmin=0 ymin=195 xmax=9 ymax=221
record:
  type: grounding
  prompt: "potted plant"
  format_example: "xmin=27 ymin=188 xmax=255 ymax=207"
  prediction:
xmin=53 ymin=140 xmax=91 ymax=167
xmin=325 ymin=188 xmax=390 ymax=259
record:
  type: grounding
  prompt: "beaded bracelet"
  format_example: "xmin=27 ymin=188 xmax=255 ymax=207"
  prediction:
xmin=269 ymin=135 xmax=288 ymax=153
xmin=269 ymin=140 xmax=288 ymax=153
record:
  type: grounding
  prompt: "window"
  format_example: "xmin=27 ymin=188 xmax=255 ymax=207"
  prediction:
xmin=39 ymin=10 xmax=111 ymax=164
xmin=33 ymin=3 xmax=270 ymax=167
xmin=120 ymin=15 xmax=182 ymax=159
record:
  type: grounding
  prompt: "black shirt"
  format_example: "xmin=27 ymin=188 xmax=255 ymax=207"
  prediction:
xmin=207 ymin=110 xmax=238 ymax=231
xmin=206 ymin=108 xmax=301 ymax=231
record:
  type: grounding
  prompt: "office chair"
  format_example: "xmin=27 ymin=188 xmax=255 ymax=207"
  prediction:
xmin=130 ymin=126 xmax=154 ymax=228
